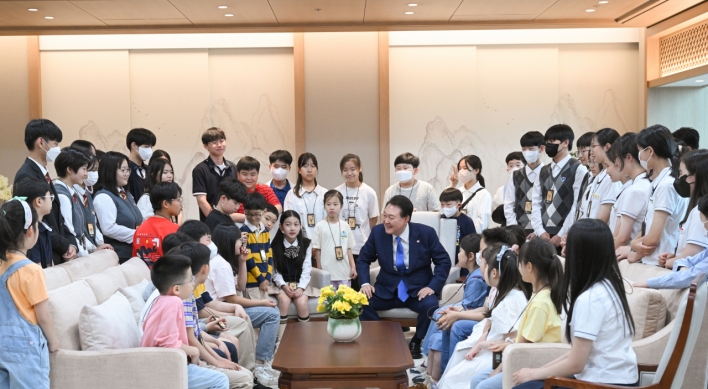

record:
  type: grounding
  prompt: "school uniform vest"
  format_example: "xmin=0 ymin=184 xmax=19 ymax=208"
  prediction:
xmin=539 ymin=158 xmax=581 ymax=235
xmin=95 ymin=188 xmax=143 ymax=260
xmin=275 ymin=239 xmax=311 ymax=284
xmin=54 ymin=183 xmax=88 ymax=249
xmin=79 ymin=190 xmax=99 ymax=247
xmin=512 ymin=169 xmax=534 ymax=231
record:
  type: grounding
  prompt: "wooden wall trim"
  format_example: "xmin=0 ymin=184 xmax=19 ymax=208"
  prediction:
xmin=639 ymin=28 xmax=647 ymax=129
xmin=647 ymin=62 xmax=708 ymax=88
xmin=27 ymin=36 xmax=42 ymax=119
xmin=293 ymin=32 xmax=305 ymax=157
xmin=378 ymin=31 xmax=390 ymax=198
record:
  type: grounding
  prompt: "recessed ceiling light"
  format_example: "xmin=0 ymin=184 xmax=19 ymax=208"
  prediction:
xmin=599 ymin=1 xmax=608 ymax=3
xmin=408 ymin=3 xmax=418 ymax=6
xmin=405 ymin=11 xmax=414 ymax=14
xmin=44 ymin=16 xmax=53 ymax=19
xmin=696 ymin=80 xmax=705 ymax=83
xmin=28 ymin=8 xmax=38 ymax=11
xmin=218 ymin=5 xmax=228 ymax=9
xmin=224 ymin=13 xmax=233 ymax=17
xmin=586 ymin=9 xmax=595 ymax=12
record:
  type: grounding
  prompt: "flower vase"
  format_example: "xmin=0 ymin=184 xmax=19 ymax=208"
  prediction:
xmin=327 ymin=317 xmax=362 ymax=342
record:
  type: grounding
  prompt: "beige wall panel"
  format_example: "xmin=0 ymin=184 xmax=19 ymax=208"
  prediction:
xmin=304 ymin=32 xmax=380 ymax=193
xmin=557 ymin=43 xmax=640 ymax=134
xmin=129 ymin=49 xmax=210 ymax=221
xmin=0 ymin=36 xmax=30 ymax=180
xmin=647 ymin=87 xmax=707 ymax=141
xmin=41 ymin=50 xmax=130 ymax=177
xmin=208 ymin=47 xmax=296 ymax=183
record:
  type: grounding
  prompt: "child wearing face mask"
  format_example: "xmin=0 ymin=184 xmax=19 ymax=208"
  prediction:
xmin=125 ymin=128 xmax=157 ymax=201
xmin=493 ymin=152 xmax=525 ymax=216
xmin=504 ymin=132 xmax=545 ymax=238
xmin=439 ymin=188 xmax=477 ymax=279
xmin=382 ymin=152 xmax=440 ymax=212
xmin=449 ymin=155 xmax=493 ymax=232
xmin=266 ymin=150 xmax=294 ymax=206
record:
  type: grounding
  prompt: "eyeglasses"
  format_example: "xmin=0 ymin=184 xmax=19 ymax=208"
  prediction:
xmin=590 ymin=144 xmax=602 ymax=149
xmin=172 ymin=197 xmax=184 ymax=203
xmin=208 ymin=140 xmax=226 ymax=146
xmin=117 ymin=168 xmax=131 ymax=174
xmin=177 ymin=275 xmax=195 ymax=286
xmin=41 ymin=194 xmax=55 ymax=202
xmin=578 ymin=149 xmax=591 ymax=155
xmin=245 ymin=212 xmax=263 ymax=218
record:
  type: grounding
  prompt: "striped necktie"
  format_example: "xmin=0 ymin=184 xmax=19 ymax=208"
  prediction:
xmin=45 ymin=172 xmax=51 ymax=184
xmin=119 ymin=189 xmax=127 ymax=200
xmin=82 ymin=193 xmax=89 ymax=207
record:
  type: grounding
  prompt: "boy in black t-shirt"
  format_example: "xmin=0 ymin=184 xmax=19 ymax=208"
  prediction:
xmin=205 ymin=177 xmax=248 ymax=232
xmin=438 ymin=188 xmax=476 ymax=280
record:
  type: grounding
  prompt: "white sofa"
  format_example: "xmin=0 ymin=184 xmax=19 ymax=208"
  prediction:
xmin=269 ymin=267 xmax=331 ymax=318
xmin=45 ymin=251 xmax=188 ymax=389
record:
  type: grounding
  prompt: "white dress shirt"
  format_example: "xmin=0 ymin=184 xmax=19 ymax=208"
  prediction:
xmin=504 ymin=163 xmax=544 ymax=226
xmin=272 ymin=238 xmax=313 ymax=290
xmin=28 ymin=157 xmax=48 ymax=177
xmin=392 ymin=224 xmax=410 ymax=271
xmin=54 ymin=180 xmax=87 ymax=255
xmin=530 ymin=154 xmax=588 ymax=237
xmin=459 ymin=182 xmax=492 ymax=232
xmin=93 ymin=187 xmax=137 ymax=244
xmin=283 ymin=184 xmax=328 ymax=239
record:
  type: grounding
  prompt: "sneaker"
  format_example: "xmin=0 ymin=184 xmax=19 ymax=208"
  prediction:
xmin=412 ymin=374 xmax=427 ymax=384
xmin=253 ymin=378 xmax=270 ymax=389
xmin=408 ymin=367 xmax=425 ymax=375
xmin=254 ymin=365 xmax=279 ymax=386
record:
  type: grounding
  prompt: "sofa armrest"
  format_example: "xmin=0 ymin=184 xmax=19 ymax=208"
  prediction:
xmin=445 ymin=266 xmax=461 ymax=285
xmin=370 ymin=267 xmax=381 ymax=287
xmin=631 ymin=320 xmax=673 ymax=364
xmin=503 ymin=343 xmax=571 ymax=389
xmin=310 ymin=268 xmax=331 ymax=289
xmin=441 ymin=283 xmax=465 ymax=304
xmin=50 ymin=348 xmax=188 ymax=389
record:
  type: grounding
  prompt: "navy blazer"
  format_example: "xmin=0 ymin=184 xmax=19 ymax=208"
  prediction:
xmin=14 ymin=158 xmax=73 ymax=264
xmin=356 ymin=222 xmax=451 ymax=300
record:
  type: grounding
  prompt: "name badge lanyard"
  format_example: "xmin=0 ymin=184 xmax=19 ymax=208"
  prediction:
xmin=327 ymin=220 xmax=345 ymax=260
xmin=397 ymin=181 xmax=415 ymax=200
xmin=285 ymin=243 xmax=299 ymax=290
xmin=303 ymin=190 xmax=318 ymax=228
xmin=345 ymin=185 xmax=360 ymax=230
xmin=253 ymin=228 xmax=268 ymax=264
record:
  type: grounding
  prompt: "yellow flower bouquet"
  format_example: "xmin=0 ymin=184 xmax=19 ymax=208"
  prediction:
xmin=0 ymin=175 xmax=13 ymax=203
xmin=316 ymin=284 xmax=369 ymax=319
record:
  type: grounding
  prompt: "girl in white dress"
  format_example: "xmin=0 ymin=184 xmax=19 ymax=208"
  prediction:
xmin=437 ymin=243 xmax=530 ymax=389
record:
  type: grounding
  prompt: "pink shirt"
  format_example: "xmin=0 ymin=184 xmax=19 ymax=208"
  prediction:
xmin=140 ymin=295 xmax=188 ymax=349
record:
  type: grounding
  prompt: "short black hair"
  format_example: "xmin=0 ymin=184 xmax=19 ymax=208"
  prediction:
xmin=95 ymin=149 xmax=105 ymax=160
xmin=151 ymin=254 xmax=192 ymax=295
xmin=54 ymin=147 xmax=90 ymax=178
xmin=24 ymin=119 xmax=62 ymax=151
xmin=218 ymin=177 xmax=248 ymax=203
xmin=504 ymin=225 xmax=527 ymax=248
xmin=12 ymin=177 xmax=50 ymax=206
xmin=673 ymin=127 xmax=700 ymax=150
xmin=173 ymin=241 xmax=211 ymax=276
xmin=519 ymin=131 xmax=545 ymax=148
xmin=201 ymin=127 xmax=226 ymax=145
xmin=385 ymin=195 xmax=413 ymax=219
xmin=150 ymin=182 xmax=182 ymax=212
xmin=505 ymin=151 xmax=525 ymax=165
xmin=236 ymin=156 xmax=260 ymax=173
xmin=70 ymin=140 xmax=96 ymax=156
xmin=439 ymin=188 xmax=463 ymax=203
xmin=545 ymin=124 xmax=575 ymax=151
xmin=576 ymin=132 xmax=595 ymax=148
xmin=481 ymin=227 xmax=515 ymax=246
xmin=126 ymin=128 xmax=156 ymax=150
xmin=163 ymin=232 xmax=195 ymax=254
xmin=269 ymin=150 xmax=293 ymax=165
xmin=393 ymin=152 xmax=420 ymax=168
xmin=265 ymin=203 xmax=279 ymax=218
xmin=244 ymin=192 xmax=267 ymax=211
xmin=178 ymin=220 xmax=211 ymax=242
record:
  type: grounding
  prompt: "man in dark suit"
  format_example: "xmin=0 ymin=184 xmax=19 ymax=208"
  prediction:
xmin=14 ymin=119 xmax=77 ymax=266
xmin=358 ymin=195 xmax=451 ymax=359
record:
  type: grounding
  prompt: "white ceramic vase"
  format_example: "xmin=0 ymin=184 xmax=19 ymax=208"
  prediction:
xmin=327 ymin=317 xmax=362 ymax=342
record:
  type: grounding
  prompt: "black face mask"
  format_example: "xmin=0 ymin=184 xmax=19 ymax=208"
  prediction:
xmin=545 ymin=143 xmax=560 ymax=158
xmin=673 ymin=175 xmax=691 ymax=198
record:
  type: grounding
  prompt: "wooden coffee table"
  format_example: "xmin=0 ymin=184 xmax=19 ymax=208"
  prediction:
xmin=273 ymin=321 xmax=414 ymax=389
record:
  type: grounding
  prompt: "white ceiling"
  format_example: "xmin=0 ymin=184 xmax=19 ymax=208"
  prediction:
xmin=660 ymin=73 xmax=708 ymax=87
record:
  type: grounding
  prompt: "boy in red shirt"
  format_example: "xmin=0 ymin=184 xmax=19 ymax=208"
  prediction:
xmin=133 ymin=182 xmax=182 ymax=267
xmin=236 ymin=156 xmax=282 ymax=214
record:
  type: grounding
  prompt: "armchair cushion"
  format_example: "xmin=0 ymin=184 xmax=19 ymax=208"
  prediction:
xmin=625 ymin=286 xmax=666 ymax=340
xmin=48 ymin=280 xmax=98 ymax=351
xmin=79 ymin=292 xmax=140 ymax=351
xmin=118 ymin=279 xmax=150 ymax=324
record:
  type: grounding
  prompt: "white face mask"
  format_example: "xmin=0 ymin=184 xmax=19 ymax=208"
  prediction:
xmin=271 ymin=167 xmax=288 ymax=181
xmin=44 ymin=143 xmax=61 ymax=162
xmin=84 ymin=171 xmax=99 ymax=187
xmin=395 ymin=170 xmax=413 ymax=183
xmin=441 ymin=206 xmax=457 ymax=218
xmin=522 ymin=150 xmax=539 ymax=164
xmin=639 ymin=147 xmax=651 ymax=171
xmin=507 ymin=166 xmax=522 ymax=175
xmin=457 ymin=169 xmax=474 ymax=184
xmin=476 ymin=252 xmax=482 ymax=267
xmin=138 ymin=147 xmax=153 ymax=161
xmin=208 ymin=242 xmax=218 ymax=260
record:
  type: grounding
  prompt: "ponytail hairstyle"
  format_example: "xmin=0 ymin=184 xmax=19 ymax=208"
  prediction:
xmin=482 ymin=243 xmax=531 ymax=317
xmin=564 ymin=219 xmax=634 ymax=342
xmin=518 ymin=238 xmax=564 ymax=314
xmin=636 ymin=125 xmax=680 ymax=177
xmin=293 ymin=153 xmax=319 ymax=199
xmin=340 ymin=154 xmax=363 ymax=183
xmin=0 ymin=200 xmax=39 ymax=261
xmin=606 ymin=132 xmax=638 ymax=172
xmin=591 ymin=128 xmax=620 ymax=165
xmin=680 ymin=149 xmax=708 ymax=225
xmin=271 ymin=210 xmax=308 ymax=274
xmin=212 ymin=223 xmax=240 ymax=276
xmin=504 ymin=225 xmax=527 ymax=249
xmin=457 ymin=155 xmax=486 ymax=188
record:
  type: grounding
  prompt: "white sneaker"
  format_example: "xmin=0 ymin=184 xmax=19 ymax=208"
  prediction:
xmin=254 ymin=365 xmax=279 ymax=386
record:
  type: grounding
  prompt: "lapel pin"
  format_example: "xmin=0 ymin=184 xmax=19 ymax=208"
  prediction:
xmin=416 ymin=240 xmax=420 ymax=243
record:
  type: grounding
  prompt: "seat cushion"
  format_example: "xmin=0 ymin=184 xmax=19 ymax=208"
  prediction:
xmin=79 ymin=292 xmax=141 ymax=351
xmin=118 ymin=279 xmax=150 ymax=324
xmin=626 ymin=286 xmax=667 ymax=340
xmin=44 ymin=266 xmax=72 ymax=291
xmin=48 ymin=280 xmax=98 ymax=351
xmin=119 ymin=257 xmax=151 ymax=286
xmin=61 ymin=249 xmax=120 ymax=282
xmin=378 ymin=308 xmax=419 ymax=319
xmin=85 ymin=266 xmax=129 ymax=304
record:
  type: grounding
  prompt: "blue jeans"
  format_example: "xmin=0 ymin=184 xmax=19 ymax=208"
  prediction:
xmin=244 ymin=306 xmax=280 ymax=361
xmin=187 ymin=364 xmax=229 ymax=389
xmin=441 ymin=319 xmax=477 ymax=372
xmin=471 ymin=367 xmax=501 ymax=389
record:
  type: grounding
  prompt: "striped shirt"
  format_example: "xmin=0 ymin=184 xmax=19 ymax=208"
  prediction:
xmin=241 ymin=221 xmax=274 ymax=288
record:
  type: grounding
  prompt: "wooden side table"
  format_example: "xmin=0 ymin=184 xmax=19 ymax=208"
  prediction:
xmin=273 ymin=321 xmax=414 ymax=389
